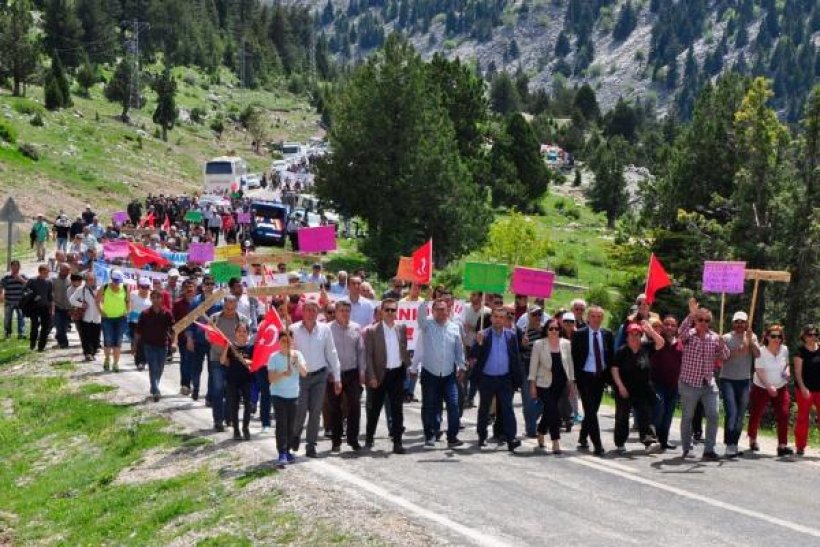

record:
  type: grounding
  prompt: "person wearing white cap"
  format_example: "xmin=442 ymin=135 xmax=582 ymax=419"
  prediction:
xmin=97 ymin=269 xmax=131 ymax=372
xmin=128 ymin=278 xmax=153 ymax=371
xmin=720 ymin=310 xmax=760 ymax=457
xmin=166 ymin=268 xmax=182 ymax=300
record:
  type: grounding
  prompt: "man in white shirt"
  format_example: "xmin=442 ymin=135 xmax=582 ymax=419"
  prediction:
xmin=327 ymin=301 xmax=366 ymax=452
xmin=290 ymin=300 xmax=342 ymax=458
xmin=342 ymin=275 xmax=375 ymax=327
xmin=364 ymin=298 xmax=410 ymax=454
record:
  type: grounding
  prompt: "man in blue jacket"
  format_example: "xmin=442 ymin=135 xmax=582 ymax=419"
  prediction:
xmin=471 ymin=307 xmax=522 ymax=452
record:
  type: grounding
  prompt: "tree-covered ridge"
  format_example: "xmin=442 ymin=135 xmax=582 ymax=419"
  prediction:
xmin=1 ymin=0 xmax=336 ymax=95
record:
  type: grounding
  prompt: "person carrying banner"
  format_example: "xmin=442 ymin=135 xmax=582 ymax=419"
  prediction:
xmin=209 ymin=296 xmax=249 ymax=432
xmin=136 ymin=290 xmax=175 ymax=401
xmin=719 ymin=311 xmax=759 ymax=458
xmin=220 ymin=322 xmax=254 ymax=440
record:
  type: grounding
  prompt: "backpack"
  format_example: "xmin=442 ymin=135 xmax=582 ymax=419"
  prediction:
xmin=18 ymin=287 xmax=40 ymax=318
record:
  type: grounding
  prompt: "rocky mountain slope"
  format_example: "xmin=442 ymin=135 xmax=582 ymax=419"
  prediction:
xmin=296 ymin=0 xmax=819 ymax=117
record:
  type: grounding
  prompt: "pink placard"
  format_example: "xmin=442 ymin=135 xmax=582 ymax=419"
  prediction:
xmin=112 ymin=211 xmax=128 ymax=225
xmin=702 ymin=261 xmax=746 ymax=294
xmin=511 ymin=267 xmax=555 ymax=298
xmin=297 ymin=226 xmax=336 ymax=253
xmin=102 ymin=239 xmax=130 ymax=259
xmin=237 ymin=212 xmax=251 ymax=224
xmin=189 ymin=242 xmax=215 ymax=264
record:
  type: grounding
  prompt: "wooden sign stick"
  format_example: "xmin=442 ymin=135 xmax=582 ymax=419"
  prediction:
xmin=744 ymin=269 xmax=791 ymax=327
xmin=172 ymin=289 xmax=226 ymax=335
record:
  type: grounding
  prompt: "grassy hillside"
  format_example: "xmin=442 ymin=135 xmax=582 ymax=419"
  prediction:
xmin=0 ymin=66 xmax=321 ymax=219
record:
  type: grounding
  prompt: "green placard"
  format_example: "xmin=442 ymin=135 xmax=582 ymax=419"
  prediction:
xmin=184 ymin=210 xmax=203 ymax=223
xmin=463 ymin=262 xmax=509 ymax=293
xmin=209 ymin=261 xmax=242 ymax=283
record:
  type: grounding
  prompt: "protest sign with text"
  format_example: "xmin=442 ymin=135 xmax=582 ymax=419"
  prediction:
xmin=702 ymin=261 xmax=746 ymax=294
xmin=511 ymin=267 xmax=555 ymax=298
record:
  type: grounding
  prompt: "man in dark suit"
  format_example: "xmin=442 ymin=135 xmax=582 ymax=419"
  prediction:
xmin=364 ymin=298 xmax=411 ymax=454
xmin=571 ymin=305 xmax=614 ymax=456
xmin=471 ymin=307 xmax=523 ymax=452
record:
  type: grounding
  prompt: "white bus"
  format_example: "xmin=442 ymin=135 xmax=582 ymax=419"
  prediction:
xmin=203 ymin=156 xmax=248 ymax=194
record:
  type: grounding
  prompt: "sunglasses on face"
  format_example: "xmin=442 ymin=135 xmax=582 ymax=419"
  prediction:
xmin=547 ymin=327 xmax=561 ymax=332
xmin=203 ymin=282 xmax=215 ymax=286
xmin=733 ymin=320 xmax=746 ymax=324
xmin=806 ymin=332 xmax=818 ymax=337
xmin=768 ymin=334 xmax=783 ymax=339
xmin=383 ymin=308 xmax=397 ymax=313
xmin=696 ymin=318 xmax=711 ymax=324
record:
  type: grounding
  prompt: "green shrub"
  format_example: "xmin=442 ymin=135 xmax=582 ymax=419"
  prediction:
xmin=554 ymin=256 xmax=578 ymax=277
xmin=18 ymin=142 xmax=40 ymax=161
xmin=563 ymin=207 xmax=581 ymax=220
xmin=573 ymin=169 xmax=582 ymax=187
xmin=30 ymin=113 xmax=44 ymax=127
xmin=190 ymin=107 xmax=206 ymax=124
xmin=585 ymin=284 xmax=613 ymax=310
xmin=11 ymin=98 xmax=45 ymax=116
xmin=554 ymin=198 xmax=566 ymax=211
xmin=0 ymin=119 xmax=17 ymax=144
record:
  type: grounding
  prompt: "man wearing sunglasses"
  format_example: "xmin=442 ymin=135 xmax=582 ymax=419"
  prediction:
xmin=364 ymin=298 xmax=410 ymax=454
xmin=678 ymin=298 xmax=730 ymax=460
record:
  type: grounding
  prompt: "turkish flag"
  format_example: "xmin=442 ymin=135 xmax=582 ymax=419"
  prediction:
xmin=645 ymin=253 xmax=672 ymax=305
xmin=139 ymin=212 xmax=155 ymax=228
xmin=127 ymin=242 xmax=171 ymax=268
xmin=162 ymin=214 xmax=170 ymax=231
xmin=251 ymin=308 xmax=284 ymax=372
xmin=411 ymin=239 xmax=433 ymax=285
xmin=194 ymin=321 xmax=230 ymax=348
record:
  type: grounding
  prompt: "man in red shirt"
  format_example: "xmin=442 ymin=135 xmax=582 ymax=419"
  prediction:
xmin=136 ymin=290 xmax=175 ymax=401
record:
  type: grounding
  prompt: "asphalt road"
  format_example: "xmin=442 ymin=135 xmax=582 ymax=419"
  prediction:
xmin=57 ymin=332 xmax=820 ymax=547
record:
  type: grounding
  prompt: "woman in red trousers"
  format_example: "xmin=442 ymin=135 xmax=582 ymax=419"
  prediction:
xmin=794 ymin=324 xmax=820 ymax=456
xmin=747 ymin=324 xmax=793 ymax=457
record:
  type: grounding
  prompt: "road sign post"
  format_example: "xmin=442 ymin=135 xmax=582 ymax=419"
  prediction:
xmin=0 ymin=197 xmax=26 ymax=271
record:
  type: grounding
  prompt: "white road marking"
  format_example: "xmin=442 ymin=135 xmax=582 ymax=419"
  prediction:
xmin=568 ymin=456 xmax=820 ymax=539
xmin=308 ymin=460 xmax=513 ymax=547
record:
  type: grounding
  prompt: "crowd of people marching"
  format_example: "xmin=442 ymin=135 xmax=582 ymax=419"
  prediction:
xmin=1 ymin=200 xmax=818 ymax=468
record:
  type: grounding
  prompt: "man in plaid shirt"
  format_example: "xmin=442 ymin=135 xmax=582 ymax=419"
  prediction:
xmin=678 ymin=298 xmax=730 ymax=460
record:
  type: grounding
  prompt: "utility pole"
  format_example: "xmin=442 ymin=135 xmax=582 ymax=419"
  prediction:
xmin=240 ymin=35 xmax=246 ymax=89
xmin=122 ymin=19 xmax=149 ymax=111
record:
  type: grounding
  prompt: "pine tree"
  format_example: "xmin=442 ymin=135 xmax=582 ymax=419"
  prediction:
xmin=44 ymin=54 xmax=72 ymax=110
xmin=316 ymin=34 xmax=492 ymax=275
xmin=554 ymin=32 xmax=570 ymax=57
xmin=586 ymin=137 xmax=628 ymax=228
xmin=489 ymin=72 xmax=521 ymax=115
xmin=573 ymin=83 xmax=600 ymax=122
xmin=0 ymin=0 xmax=39 ymax=97
xmin=152 ymin=66 xmax=178 ymax=141
xmin=42 ymin=0 xmax=84 ymax=67
xmin=105 ymin=58 xmax=136 ymax=122
xmin=613 ymin=0 xmax=637 ymax=42
xmin=76 ymin=56 xmax=98 ymax=96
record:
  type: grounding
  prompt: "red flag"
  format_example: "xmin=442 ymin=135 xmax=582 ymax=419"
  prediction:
xmin=645 ymin=253 xmax=672 ymax=305
xmin=194 ymin=322 xmax=231 ymax=348
xmin=251 ymin=308 xmax=284 ymax=372
xmin=162 ymin=215 xmax=170 ymax=231
xmin=411 ymin=239 xmax=433 ymax=285
xmin=127 ymin=242 xmax=171 ymax=268
xmin=139 ymin=212 xmax=155 ymax=228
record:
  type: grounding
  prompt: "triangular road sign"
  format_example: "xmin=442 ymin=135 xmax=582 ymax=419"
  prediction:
xmin=0 ymin=197 xmax=26 ymax=223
